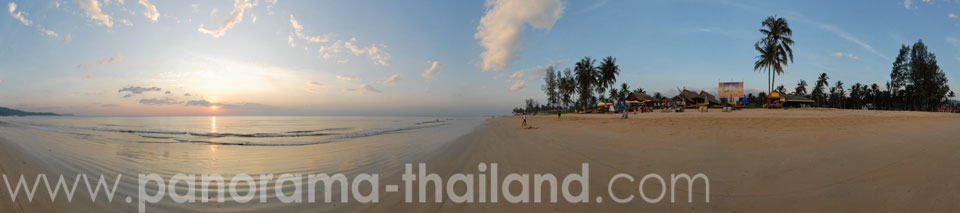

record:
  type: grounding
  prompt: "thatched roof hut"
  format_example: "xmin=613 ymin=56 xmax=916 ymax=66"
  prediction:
xmin=626 ymin=93 xmax=660 ymax=102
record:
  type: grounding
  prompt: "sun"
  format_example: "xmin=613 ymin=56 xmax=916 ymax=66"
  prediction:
xmin=210 ymin=105 xmax=219 ymax=110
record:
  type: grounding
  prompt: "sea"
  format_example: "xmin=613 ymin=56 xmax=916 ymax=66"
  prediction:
xmin=0 ymin=116 xmax=487 ymax=212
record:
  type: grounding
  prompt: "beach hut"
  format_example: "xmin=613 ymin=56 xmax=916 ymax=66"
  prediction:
xmin=626 ymin=93 xmax=662 ymax=110
xmin=672 ymin=90 xmax=701 ymax=108
xmin=765 ymin=90 xmax=786 ymax=108
xmin=694 ymin=91 xmax=720 ymax=107
xmin=784 ymin=95 xmax=815 ymax=108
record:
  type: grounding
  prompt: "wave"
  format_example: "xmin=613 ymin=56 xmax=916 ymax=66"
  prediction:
xmin=92 ymin=128 xmax=342 ymax=139
xmin=122 ymin=123 xmax=448 ymax=147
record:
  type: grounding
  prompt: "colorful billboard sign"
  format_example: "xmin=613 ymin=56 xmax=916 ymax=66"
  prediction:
xmin=718 ymin=82 xmax=744 ymax=99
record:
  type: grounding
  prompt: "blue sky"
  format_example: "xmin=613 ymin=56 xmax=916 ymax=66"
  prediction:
xmin=1 ymin=0 xmax=959 ymax=116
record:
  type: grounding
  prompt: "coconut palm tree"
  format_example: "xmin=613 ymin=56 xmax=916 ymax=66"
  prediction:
xmin=794 ymin=80 xmax=808 ymax=96
xmin=575 ymin=57 xmax=598 ymax=107
xmin=596 ymin=56 xmax=620 ymax=98
xmin=812 ymin=73 xmax=830 ymax=106
xmin=755 ymin=16 xmax=795 ymax=93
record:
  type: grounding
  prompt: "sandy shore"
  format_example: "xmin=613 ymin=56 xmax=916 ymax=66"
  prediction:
xmin=2 ymin=109 xmax=960 ymax=212
xmin=367 ymin=109 xmax=960 ymax=212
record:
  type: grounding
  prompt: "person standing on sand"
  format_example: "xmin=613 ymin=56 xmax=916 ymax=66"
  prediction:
xmin=557 ymin=110 xmax=561 ymax=120
xmin=521 ymin=113 xmax=528 ymax=126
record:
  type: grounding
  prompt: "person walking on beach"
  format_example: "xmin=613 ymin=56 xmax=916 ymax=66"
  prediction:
xmin=557 ymin=110 xmax=561 ymax=120
xmin=521 ymin=113 xmax=528 ymax=126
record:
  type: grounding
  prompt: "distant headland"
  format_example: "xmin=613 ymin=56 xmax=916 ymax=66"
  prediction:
xmin=0 ymin=107 xmax=61 ymax=116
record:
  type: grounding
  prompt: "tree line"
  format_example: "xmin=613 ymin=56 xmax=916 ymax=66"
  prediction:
xmin=515 ymin=16 xmax=954 ymax=114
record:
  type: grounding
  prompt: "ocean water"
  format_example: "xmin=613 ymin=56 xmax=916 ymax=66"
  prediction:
xmin=0 ymin=116 xmax=486 ymax=211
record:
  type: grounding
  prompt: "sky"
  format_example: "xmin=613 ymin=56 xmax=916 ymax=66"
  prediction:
xmin=1 ymin=0 xmax=959 ymax=116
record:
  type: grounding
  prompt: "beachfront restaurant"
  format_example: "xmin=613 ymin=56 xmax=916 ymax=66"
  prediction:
xmin=626 ymin=93 xmax=663 ymax=110
xmin=672 ymin=89 xmax=701 ymax=108
xmin=694 ymin=91 xmax=720 ymax=107
xmin=784 ymin=95 xmax=815 ymax=108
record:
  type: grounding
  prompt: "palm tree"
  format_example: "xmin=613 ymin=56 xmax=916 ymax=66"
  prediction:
xmin=596 ymin=56 xmax=620 ymax=98
xmin=794 ymin=80 xmax=808 ymax=96
xmin=558 ymin=68 xmax=575 ymax=108
xmin=620 ymin=83 xmax=630 ymax=97
xmin=575 ymin=57 xmax=598 ymax=108
xmin=755 ymin=16 xmax=795 ymax=93
xmin=776 ymin=85 xmax=786 ymax=94
xmin=812 ymin=73 xmax=830 ymax=106
xmin=609 ymin=88 xmax=620 ymax=102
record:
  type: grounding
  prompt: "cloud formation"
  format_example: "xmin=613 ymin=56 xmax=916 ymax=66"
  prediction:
xmin=504 ymin=61 xmax=562 ymax=92
xmin=344 ymin=84 xmax=382 ymax=94
xmin=138 ymin=0 xmax=159 ymax=22
xmin=79 ymin=0 xmax=113 ymax=27
xmin=185 ymin=99 xmax=212 ymax=106
xmin=507 ymin=71 xmax=526 ymax=91
xmin=335 ymin=75 xmax=358 ymax=81
xmin=118 ymin=86 xmax=161 ymax=94
xmin=8 ymin=2 xmax=61 ymax=38
xmin=818 ymin=24 xmax=889 ymax=60
xmin=290 ymin=14 xmax=332 ymax=43
xmin=475 ymin=0 xmax=564 ymax=71
xmin=99 ymin=55 xmax=124 ymax=64
xmin=950 ymin=13 xmax=957 ymax=19
xmin=422 ymin=61 xmax=440 ymax=79
xmin=832 ymin=52 xmax=858 ymax=59
xmin=198 ymin=0 xmax=252 ymax=38
xmin=383 ymin=74 xmax=400 ymax=86
xmin=139 ymin=97 xmax=181 ymax=105
xmin=307 ymin=81 xmax=328 ymax=88
xmin=8 ymin=2 xmax=31 ymax=26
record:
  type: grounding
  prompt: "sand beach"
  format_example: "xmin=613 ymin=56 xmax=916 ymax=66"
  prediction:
xmin=2 ymin=109 xmax=959 ymax=212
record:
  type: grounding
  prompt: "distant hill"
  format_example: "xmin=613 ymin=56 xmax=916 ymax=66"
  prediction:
xmin=0 ymin=107 xmax=60 ymax=116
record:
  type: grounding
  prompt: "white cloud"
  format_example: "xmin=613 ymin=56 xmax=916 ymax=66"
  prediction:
xmin=343 ymin=38 xmax=391 ymax=66
xmin=832 ymin=52 xmax=858 ymax=59
xmin=8 ymin=2 xmax=31 ymax=26
xmin=950 ymin=13 xmax=958 ymax=19
xmin=818 ymin=24 xmax=889 ymax=60
xmin=37 ymin=26 xmax=58 ymax=37
xmin=8 ymin=2 xmax=61 ymax=38
xmin=138 ymin=0 xmax=159 ymax=22
xmin=290 ymin=14 xmax=332 ymax=43
xmin=315 ymin=38 xmax=391 ymax=66
xmin=120 ymin=18 xmax=133 ymax=26
xmin=209 ymin=8 xmax=218 ymax=17
xmin=475 ymin=0 xmax=564 ymax=71
xmin=503 ymin=60 xmax=562 ymax=92
xmin=383 ymin=73 xmax=400 ymax=86
xmin=197 ymin=0 xmax=252 ymax=38
xmin=307 ymin=81 xmax=327 ymax=88
xmin=335 ymin=75 xmax=358 ymax=81
xmin=79 ymin=0 xmax=114 ymax=27
xmin=344 ymin=84 xmax=381 ymax=94
xmin=251 ymin=14 xmax=256 ymax=23
xmin=287 ymin=34 xmax=296 ymax=47
xmin=422 ymin=61 xmax=440 ymax=79
xmin=507 ymin=71 xmax=525 ymax=91
xmin=99 ymin=54 xmax=124 ymax=64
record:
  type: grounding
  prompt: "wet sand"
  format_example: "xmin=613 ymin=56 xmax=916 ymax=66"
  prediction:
xmin=3 ymin=109 xmax=960 ymax=212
